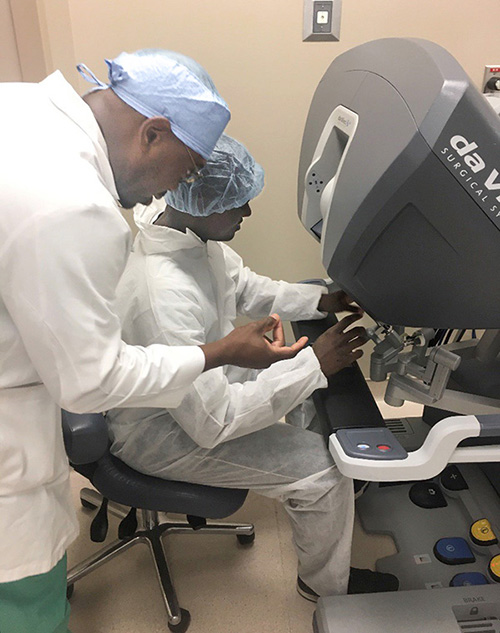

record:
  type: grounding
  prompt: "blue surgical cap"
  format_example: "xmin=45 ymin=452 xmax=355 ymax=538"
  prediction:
xmin=165 ymin=134 xmax=265 ymax=217
xmin=77 ymin=49 xmax=230 ymax=159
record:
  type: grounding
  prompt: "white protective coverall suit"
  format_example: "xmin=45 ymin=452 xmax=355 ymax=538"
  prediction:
xmin=107 ymin=206 xmax=354 ymax=596
xmin=0 ymin=73 xmax=207 ymax=583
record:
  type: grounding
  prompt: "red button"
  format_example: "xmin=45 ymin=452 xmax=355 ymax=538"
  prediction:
xmin=377 ymin=444 xmax=392 ymax=452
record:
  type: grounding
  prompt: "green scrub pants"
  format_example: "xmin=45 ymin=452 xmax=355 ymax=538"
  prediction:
xmin=0 ymin=555 xmax=71 ymax=633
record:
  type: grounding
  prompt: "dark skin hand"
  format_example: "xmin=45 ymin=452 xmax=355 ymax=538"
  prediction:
xmin=312 ymin=313 xmax=368 ymax=377
xmin=317 ymin=290 xmax=363 ymax=315
xmin=202 ymin=314 xmax=308 ymax=371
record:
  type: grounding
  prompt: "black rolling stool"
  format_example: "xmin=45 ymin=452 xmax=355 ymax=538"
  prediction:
xmin=63 ymin=410 xmax=254 ymax=633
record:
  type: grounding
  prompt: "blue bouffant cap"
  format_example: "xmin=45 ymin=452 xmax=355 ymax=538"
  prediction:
xmin=77 ymin=49 xmax=230 ymax=159
xmin=166 ymin=134 xmax=265 ymax=217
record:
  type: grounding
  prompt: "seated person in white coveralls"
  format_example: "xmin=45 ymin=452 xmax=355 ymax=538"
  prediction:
xmin=107 ymin=134 xmax=399 ymax=600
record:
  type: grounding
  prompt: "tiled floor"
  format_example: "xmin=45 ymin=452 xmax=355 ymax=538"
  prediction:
xmin=67 ymin=387 xmax=423 ymax=633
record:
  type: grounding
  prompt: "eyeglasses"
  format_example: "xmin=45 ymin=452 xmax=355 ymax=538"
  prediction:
xmin=180 ymin=145 xmax=203 ymax=184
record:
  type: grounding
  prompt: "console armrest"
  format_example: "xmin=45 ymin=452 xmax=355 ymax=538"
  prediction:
xmin=330 ymin=414 xmax=500 ymax=482
xmin=292 ymin=312 xmax=385 ymax=436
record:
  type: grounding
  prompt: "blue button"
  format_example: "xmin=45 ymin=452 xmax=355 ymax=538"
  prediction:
xmin=450 ymin=572 xmax=489 ymax=587
xmin=356 ymin=443 xmax=370 ymax=450
xmin=434 ymin=538 xmax=476 ymax=565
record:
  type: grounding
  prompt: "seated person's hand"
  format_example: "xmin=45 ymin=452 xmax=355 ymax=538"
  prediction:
xmin=317 ymin=290 xmax=363 ymax=316
xmin=202 ymin=314 xmax=308 ymax=370
xmin=312 ymin=313 xmax=368 ymax=377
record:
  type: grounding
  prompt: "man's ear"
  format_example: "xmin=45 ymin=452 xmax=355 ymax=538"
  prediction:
xmin=140 ymin=116 xmax=174 ymax=150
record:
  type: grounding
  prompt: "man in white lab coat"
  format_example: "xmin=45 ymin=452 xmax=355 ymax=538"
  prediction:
xmin=107 ymin=135 xmax=399 ymax=601
xmin=0 ymin=52 xmax=306 ymax=633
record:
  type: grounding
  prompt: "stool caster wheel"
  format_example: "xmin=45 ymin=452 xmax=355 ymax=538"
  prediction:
xmin=168 ymin=608 xmax=191 ymax=633
xmin=237 ymin=532 xmax=255 ymax=545
xmin=81 ymin=498 xmax=97 ymax=510
xmin=66 ymin=584 xmax=74 ymax=600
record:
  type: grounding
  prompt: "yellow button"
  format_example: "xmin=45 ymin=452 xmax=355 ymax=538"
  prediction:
xmin=489 ymin=554 xmax=500 ymax=582
xmin=470 ymin=519 xmax=498 ymax=546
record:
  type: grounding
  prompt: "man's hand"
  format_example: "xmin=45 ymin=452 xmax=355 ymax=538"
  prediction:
xmin=317 ymin=290 xmax=363 ymax=315
xmin=312 ymin=313 xmax=368 ymax=377
xmin=201 ymin=314 xmax=308 ymax=371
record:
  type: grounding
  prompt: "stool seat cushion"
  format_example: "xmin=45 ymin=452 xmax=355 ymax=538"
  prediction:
xmin=78 ymin=452 xmax=248 ymax=518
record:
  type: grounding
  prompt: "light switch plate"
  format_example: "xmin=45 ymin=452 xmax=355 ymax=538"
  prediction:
xmin=303 ymin=0 xmax=342 ymax=42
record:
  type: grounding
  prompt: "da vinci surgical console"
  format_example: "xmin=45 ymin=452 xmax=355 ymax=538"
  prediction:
xmin=296 ymin=38 xmax=500 ymax=633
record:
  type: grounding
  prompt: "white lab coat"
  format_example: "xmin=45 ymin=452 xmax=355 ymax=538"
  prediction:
xmin=0 ymin=73 xmax=206 ymax=582
xmin=108 ymin=206 xmax=329 ymax=457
